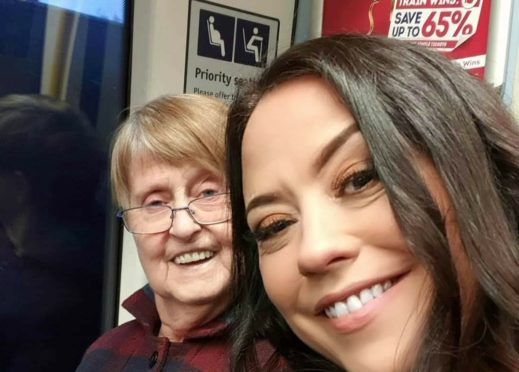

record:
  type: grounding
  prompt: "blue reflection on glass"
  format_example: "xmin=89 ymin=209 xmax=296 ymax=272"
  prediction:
xmin=37 ymin=0 xmax=125 ymax=23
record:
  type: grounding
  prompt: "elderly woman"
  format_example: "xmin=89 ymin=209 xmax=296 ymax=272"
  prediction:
xmin=78 ymin=94 xmax=284 ymax=371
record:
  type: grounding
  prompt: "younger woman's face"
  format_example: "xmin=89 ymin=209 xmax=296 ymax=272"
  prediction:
xmin=241 ymin=77 xmax=432 ymax=371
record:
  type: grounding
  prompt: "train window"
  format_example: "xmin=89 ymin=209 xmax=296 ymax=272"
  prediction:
xmin=0 ymin=0 xmax=130 ymax=371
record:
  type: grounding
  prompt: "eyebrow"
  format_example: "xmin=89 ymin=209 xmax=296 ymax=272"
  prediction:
xmin=245 ymin=193 xmax=281 ymax=216
xmin=131 ymin=167 xmax=221 ymax=201
xmin=131 ymin=184 xmax=167 ymax=206
xmin=244 ymin=124 xmax=358 ymax=216
xmin=312 ymin=123 xmax=358 ymax=173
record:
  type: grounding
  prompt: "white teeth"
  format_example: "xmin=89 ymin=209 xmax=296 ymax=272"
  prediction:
xmin=347 ymin=295 xmax=363 ymax=312
xmin=359 ymin=289 xmax=374 ymax=305
xmin=335 ymin=301 xmax=349 ymax=317
xmin=325 ymin=306 xmax=337 ymax=318
xmin=323 ymin=279 xmax=395 ymax=318
xmin=371 ymin=284 xmax=383 ymax=298
xmin=173 ymin=250 xmax=214 ymax=264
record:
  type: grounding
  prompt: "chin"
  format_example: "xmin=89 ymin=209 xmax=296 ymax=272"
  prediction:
xmin=334 ymin=337 xmax=417 ymax=372
xmin=176 ymin=283 xmax=231 ymax=305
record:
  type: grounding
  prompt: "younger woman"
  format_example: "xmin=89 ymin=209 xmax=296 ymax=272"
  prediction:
xmin=227 ymin=34 xmax=519 ymax=371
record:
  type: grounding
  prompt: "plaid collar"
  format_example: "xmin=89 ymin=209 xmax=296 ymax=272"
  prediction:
xmin=122 ymin=284 xmax=233 ymax=340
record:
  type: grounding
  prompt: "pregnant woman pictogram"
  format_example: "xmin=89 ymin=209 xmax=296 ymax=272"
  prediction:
xmin=208 ymin=16 xmax=226 ymax=57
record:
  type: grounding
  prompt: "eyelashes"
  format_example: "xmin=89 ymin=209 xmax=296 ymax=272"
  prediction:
xmin=248 ymin=163 xmax=380 ymax=246
xmin=251 ymin=218 xmax=296 ymax=243
xmin=333 ymin=163 xmax=378 ymax=197
xmin=145 ymin=199 xmax=167 ymax=207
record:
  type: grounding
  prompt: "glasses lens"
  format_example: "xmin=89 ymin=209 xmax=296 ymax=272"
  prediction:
xmin=189 ymin=193 xmax=230 ymax=224
xmin=123 ymin=205 xmax=171 ymax=234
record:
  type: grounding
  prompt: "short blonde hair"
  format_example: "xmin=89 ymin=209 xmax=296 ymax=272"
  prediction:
xmin=111 ymin=94 xmax=228 ymax=207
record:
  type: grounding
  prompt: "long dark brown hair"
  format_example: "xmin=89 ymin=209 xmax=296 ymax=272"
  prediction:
xmin=226 ymin=34 xmax=519 ymax=371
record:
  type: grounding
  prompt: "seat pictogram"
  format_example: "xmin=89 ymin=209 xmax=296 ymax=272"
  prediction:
xmin=234 ymin=19 xmax=270 ymax=67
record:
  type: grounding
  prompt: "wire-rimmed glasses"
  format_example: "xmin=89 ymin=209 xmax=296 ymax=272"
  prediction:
xmin=117 ymin=192 xmax=230 ymax=234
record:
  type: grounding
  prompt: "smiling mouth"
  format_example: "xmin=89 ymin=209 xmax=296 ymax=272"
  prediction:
xmin=323 ymin=280 xmax=392 ymax=318
xmin=173 ymin=250 xmax=215 ymax=265
xmin=320 ymin=270 xmax=409 ymax=319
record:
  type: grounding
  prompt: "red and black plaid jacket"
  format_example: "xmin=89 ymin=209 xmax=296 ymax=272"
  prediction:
xmin=76 ymin=285 xmax=282 ymax=371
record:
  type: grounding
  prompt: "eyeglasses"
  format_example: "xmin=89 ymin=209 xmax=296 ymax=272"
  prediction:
xmin=117 ymin=192 xmax=230 ymax=234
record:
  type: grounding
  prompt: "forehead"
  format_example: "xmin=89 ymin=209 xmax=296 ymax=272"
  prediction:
xmin=127 ymin=154 xmax=220 ymax=195
xmin=128 ymin=151 xmax=164 ymax=173
xmin=242 ymin=77 xmax=356 ymax=169
xmin=127 ymin=155 xmax=177 ymax=194
xmin=244 ymin=76 xmax=352 ymax=141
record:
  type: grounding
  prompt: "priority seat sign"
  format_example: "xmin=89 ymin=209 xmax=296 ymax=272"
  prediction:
xmin=185 ymin=0 xmax=279 ymax=102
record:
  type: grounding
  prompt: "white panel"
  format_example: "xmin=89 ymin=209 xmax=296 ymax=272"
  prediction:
xmin=309 ymin=0 xmax=324 ymax=40
xmin=485 ymin=0 xmax=512 ymax=87
xmin=502 ymin=0 xmax=519 ymax=107
xmin=118 ymin=0 xmax=296 ymax=325
xmin=512 ymin=57 xmax=519 ymax=120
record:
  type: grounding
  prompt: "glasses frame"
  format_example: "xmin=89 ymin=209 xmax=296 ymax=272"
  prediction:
xmin=116 ymin=192 xmax=230 ymax=234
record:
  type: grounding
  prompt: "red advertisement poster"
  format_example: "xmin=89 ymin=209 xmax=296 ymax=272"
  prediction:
xmin=323 ymin=0 xmax=492 ymax=78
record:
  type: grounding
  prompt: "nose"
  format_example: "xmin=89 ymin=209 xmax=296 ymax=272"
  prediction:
xmin=168 ymin=207 xmax=201 ymax=241
xmin=297 ymin=202 xmax=360 ymax=276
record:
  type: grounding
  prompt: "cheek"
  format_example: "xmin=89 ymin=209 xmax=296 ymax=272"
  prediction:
xmin=210 ymin=223 xmax=232 ymax=249
xmin=134 ymin=234 xmax=167 ymax=262
xmin=207 ymin=223 xmax=233 ymax=269
xmin=365 ymin=195 xmax=408 ymax=250
xmin=259 ymin=250 xmax=300 ymax=314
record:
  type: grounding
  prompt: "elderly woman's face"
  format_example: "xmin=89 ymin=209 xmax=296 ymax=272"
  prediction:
xmin=241 ymin=77 xmax=432 ymax=371
xmin=127 ymin=156 xmax=232 ymax=310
